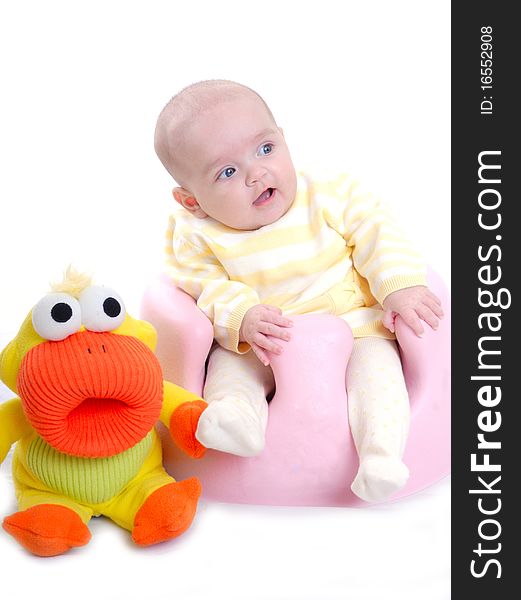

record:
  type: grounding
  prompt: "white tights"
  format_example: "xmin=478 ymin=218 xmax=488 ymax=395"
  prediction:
xmin=195 ymin=337 xmax=410 ymax=502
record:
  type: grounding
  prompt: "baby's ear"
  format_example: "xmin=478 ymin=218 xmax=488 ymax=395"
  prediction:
xmin=172 ymin=187 xmax=207 ymax=218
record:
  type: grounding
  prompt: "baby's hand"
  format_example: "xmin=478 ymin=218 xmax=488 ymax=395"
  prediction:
xmin=382 ymin=285 xmax=444 ymax=337
xmin=240 ymin=304 xmax=293 ymax=366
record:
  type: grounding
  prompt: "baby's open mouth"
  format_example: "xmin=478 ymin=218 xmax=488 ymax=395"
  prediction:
xmin=254 ymin=187 xmax=275 ymax=206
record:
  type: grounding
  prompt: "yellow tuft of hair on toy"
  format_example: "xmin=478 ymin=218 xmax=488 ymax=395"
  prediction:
xmin=50 ymin=266 xmax=93 ymax=299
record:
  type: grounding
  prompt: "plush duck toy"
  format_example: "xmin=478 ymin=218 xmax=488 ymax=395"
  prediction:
xmin=0 ymin=269 xmax=207 ymax=556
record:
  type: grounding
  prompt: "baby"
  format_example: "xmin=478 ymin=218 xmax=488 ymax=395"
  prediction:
xmin=154 ymin=80 xmax=443 ymax=502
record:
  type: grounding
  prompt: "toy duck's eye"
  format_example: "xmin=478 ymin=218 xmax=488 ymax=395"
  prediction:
xmin=79 ymin=286 xmax=126 ymax=332
xmin=32 ymin=293 xmax=82 ymax=341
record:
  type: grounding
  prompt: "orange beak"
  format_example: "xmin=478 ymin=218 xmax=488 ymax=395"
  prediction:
xmin=17 ymin=330 xmax=163 ymax=457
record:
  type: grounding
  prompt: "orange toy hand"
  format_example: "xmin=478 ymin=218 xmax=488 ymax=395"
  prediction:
xmin=169 ymin=400 xmax=208 ymax=459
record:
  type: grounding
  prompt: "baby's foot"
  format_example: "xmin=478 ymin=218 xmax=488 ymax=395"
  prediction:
xmin=351 ymin=455 xmax=409 ymax=503
xmin=195 ymin=397 xmax=266 ymax=457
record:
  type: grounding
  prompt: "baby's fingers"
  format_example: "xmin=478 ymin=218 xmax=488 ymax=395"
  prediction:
xmin=424 ymin=295 xmax=444 ymax=318
xmin=252 ymin=332 xmax=283 ymax=364
xmin=263 ymin=308 xmax=293 ymax=329
xmin=251 ymin=343 xmax=271 ymax=367
xmin=382 ymin=309 xmax=397 ymax=333
xmin=258 ymin=321 xmax=292 ymax=341
xmin=401 ymin=307 xmax=424 ymax=337
xmin=416 ymin=304 xmax=440 ymax=331
xmin=425 ymin=289 xmax=444 ymax=307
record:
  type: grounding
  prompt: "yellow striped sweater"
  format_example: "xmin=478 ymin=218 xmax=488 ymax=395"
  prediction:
xmin=165 ymin=173 xmax=427 ymax=352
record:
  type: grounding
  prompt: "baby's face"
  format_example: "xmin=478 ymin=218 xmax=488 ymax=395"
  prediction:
xmin=175 ymin=95 xmax=297 ymax=230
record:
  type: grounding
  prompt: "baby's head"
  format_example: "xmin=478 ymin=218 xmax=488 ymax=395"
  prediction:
xmin=154 ymin=80 xmax=297 ymax=230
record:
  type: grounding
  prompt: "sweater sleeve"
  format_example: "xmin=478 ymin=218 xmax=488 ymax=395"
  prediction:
xmin=165 ymin=217 xmax=259 ymax=353
xmin=324 ymin=176 xmax=427 ymax=305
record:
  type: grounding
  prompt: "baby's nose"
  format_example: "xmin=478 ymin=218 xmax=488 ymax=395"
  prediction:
xmin=246 ymin=166 xmax=268 ymax=186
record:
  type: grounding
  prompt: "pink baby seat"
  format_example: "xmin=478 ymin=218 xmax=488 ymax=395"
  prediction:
xmin=141 ymin=269 xmax=450 ymax=506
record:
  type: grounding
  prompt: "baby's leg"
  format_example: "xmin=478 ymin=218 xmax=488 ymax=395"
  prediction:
xmin=347 ymin=337 xmax=410 ymax=502
xmin=195 ymin=346 xmax=275 ymax=457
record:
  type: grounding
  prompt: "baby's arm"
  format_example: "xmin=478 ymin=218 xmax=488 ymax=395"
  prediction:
xmin=331 ymin=177 xmax=439 ymax=335
xmin=166 ymin=226 xmax=261 ymax=353
xmin=239 ymin=305 xmax=293 ymax=366
xmin=382 ymin=285 xmax=444 ymax=336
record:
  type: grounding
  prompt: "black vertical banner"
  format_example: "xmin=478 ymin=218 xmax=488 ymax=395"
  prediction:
xmin=452 ymin=2 xmax=517 ymax=597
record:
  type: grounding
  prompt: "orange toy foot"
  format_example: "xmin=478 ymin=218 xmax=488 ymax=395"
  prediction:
xmin=170 ymin=400 xmax=208 ymax=458
xmin=132 ymin=477 xmax=202 ymax=546
xmin=3 ymin=504 xmax=91 ymax=557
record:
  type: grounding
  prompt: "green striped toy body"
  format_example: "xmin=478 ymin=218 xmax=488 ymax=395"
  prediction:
xmin=16 ymin=430 xmax=154 ymax=504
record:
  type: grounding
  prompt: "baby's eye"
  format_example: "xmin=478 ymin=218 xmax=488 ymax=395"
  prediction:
xmin=218 ymin=167 xmax=236 ymax=180
xmin=258 ymin=143 xmax=273 ymax=156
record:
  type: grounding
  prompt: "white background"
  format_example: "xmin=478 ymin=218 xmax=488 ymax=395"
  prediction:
xmin=0 ymin=1 xmax=450 ymax=599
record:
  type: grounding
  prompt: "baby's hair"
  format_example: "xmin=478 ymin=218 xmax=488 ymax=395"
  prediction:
xmin=50 ymin=265 xmax=93 ymax=298
xmin=154 ymin=79 xmax=276 ymax=182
